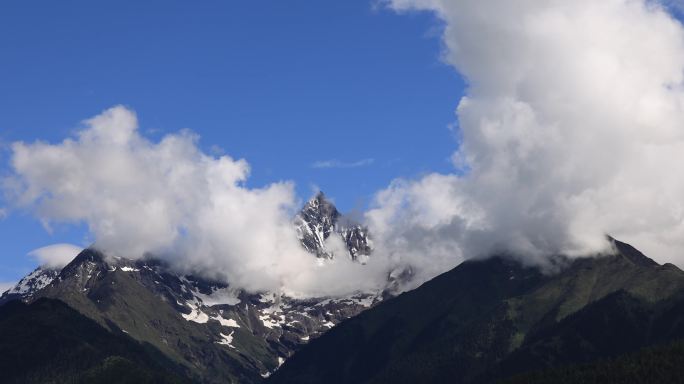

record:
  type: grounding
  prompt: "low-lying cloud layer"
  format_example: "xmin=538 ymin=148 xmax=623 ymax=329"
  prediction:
xmin=366 ymin=0 xmax=684 ymax=280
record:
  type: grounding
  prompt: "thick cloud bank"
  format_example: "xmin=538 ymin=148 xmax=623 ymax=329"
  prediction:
xmin=5 ymin=106 xmax=386 ymax=296
xmin=367 ymin=0 xmax=684 ymax=281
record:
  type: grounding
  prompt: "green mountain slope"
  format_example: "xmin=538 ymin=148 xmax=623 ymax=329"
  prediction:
xmin=269 ymin=239 xmax=684 ymax=384
xmin=20 ymin=246 xmax=381 ymax=383
xmin=36 ymin=250 xmax=266 ymax=383
xmin=501 ymin=339 xmax=684 ymax=384
xmin=491 ymin=287 xmax=684 ymax=381
xmin=0 ymin=298 xmax=189 ymax=384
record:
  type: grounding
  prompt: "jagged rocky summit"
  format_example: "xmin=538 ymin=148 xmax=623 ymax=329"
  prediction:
xmin=294 ymin=192 xmax=372 ymax=261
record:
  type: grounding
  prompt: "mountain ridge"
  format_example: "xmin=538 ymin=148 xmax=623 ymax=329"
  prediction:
xmin=268 ymin=238 xmax=684 ymax=384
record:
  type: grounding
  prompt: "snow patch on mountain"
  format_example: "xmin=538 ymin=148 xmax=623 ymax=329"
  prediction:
xmin=216 ymin=331 xmax=235 ymax=348
xmin=212 ymin=314 xmax=240 ymax=328
xmin=196 ymin=287 xmax=241 ymax=306
xmin=181 ymin=300 xmax=209 ymax=324
xmin=7 ymin=268 xmax=56 ymax=295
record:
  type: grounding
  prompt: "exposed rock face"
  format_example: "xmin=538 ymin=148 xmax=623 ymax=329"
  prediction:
xmin=294 ymin=192 xmax=372 ymax=261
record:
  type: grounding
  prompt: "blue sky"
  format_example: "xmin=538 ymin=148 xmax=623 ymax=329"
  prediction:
xmin=0 ymin=1 xmax=463 ymax=282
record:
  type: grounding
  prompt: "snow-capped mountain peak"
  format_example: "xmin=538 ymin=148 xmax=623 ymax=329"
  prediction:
xmin=294 ymin=192 xmax=372 ymax=261
xmin=0 ymin=265 xmax=60 ymax=305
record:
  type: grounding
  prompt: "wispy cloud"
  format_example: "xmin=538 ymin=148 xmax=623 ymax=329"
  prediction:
xmin=311 ymin=158 xmax=375 ymax=169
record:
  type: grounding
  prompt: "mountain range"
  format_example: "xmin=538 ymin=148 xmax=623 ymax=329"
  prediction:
xmin=0 ymin=193 xmax=383 ymax=383
xmin=2 ymin=194 xmax=684 ymax=383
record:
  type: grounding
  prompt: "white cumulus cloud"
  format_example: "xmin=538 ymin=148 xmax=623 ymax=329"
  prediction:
xmin=366 ymin=0 xmax=684 ymax=284
xmin=4 ymin=106 xmax=388 ymax=296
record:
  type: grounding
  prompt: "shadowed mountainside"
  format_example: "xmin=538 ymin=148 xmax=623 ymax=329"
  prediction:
xmin=269 ymin=239 xmax=684 ymax=384
xmin=0 ymin=298 xmax=190 ymax=384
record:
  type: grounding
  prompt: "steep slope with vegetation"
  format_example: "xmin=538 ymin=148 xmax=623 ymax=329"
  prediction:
xmin=0 ymin=298 xmax=189 ymax=384
xmin=269 ymin=239 xmax=684 ymax=384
